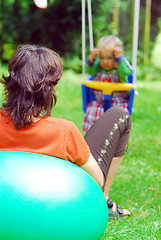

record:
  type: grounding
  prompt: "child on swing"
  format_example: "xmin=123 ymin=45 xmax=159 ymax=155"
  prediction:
xmin=83 ymin=35 xmax=132 ymax=133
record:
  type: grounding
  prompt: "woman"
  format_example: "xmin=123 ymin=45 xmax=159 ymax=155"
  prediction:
xmin=0 ymin=44 xmax=131 ymax=219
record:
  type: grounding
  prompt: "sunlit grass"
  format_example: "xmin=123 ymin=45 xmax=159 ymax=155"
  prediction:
xmin=101 ymin=81 xmax=161 ymax=240
xmin=53 ymin=69 xmax=84 ymax=132
xmin=54 ymin=74 xmax=161 ymax=239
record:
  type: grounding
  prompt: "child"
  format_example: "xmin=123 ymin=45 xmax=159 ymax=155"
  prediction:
xmin=83 ymin=35 xmax=132 ymax=133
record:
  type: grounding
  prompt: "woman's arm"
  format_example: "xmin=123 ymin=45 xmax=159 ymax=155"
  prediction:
xmin=81 ymin=153 xmax=104 ymax=188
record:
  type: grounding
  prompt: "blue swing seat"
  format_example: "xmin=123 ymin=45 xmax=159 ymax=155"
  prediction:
xmin=81 ymin=72 xmax=136 ymax=115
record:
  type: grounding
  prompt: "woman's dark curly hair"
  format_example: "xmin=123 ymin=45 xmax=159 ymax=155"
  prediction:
xmin=1 ymin=44 xmax=63 ymax=129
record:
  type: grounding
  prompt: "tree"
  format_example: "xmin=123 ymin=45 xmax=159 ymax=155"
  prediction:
xmin=1 ymin=0 xmax=161 ymax=69
xmin=143 ymin=0 xmax=151 ymax=65
xmin=112 ymin=0 xmax=119 ymax=36
xmin=0 ymin=0 xmax=33 ymax=62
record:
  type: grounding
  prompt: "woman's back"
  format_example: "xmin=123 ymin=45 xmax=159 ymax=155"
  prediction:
xmin=0 ymin=111 xmax=89 ymax=166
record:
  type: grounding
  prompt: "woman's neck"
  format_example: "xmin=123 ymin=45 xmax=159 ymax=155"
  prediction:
xmin=33 ymin=115 xmax=43 ymax=122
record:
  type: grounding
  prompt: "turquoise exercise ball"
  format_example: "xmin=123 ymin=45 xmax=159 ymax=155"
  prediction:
xmin=0 ymin=151 xmax=108 ymax=240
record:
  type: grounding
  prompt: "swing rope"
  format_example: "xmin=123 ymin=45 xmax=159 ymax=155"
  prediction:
xmin=87 ymin=0 xmax=94 ymax=51
xmin=132 ymin=0 xmax=140 ymax=85
xmin=82 ymin=0 xmax=86 ymax=79
xmin=82 ymin=0 xmax=93 ymax=79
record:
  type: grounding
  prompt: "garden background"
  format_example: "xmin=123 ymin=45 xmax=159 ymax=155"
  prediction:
xmin=0 ymin=0 xmax=161 ymax=239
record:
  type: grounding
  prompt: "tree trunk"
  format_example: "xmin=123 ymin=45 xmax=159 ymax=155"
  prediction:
xmin=144 ymin=0 xmax=151 ymax=65
xmin=112 ymin=0 xmax=119 ymax=36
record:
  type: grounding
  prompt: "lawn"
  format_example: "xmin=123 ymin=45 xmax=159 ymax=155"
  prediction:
xmin=0 ymin=67 xmax=161 ymax=239
xmin=47 ymin=71 xmax=161 ymax=240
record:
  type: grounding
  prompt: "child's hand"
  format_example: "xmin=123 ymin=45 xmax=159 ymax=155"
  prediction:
xmin=113 ymin=47 xmax=123 ymax=59
xmin=89 ymin=48 xmax=101 ymax=62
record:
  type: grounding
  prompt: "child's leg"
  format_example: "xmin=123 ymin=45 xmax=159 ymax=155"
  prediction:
xmin=83 ymin=100 xmax=104 ymax=133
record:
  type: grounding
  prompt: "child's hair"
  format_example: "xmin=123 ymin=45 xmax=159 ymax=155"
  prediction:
xmin=98 ymin=35 xmax=123 ymax=51
xmin=1 ymin=44 xmax=63 ymax=129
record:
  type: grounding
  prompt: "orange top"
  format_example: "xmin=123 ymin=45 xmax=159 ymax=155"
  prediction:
xmin=0 ymin=111 xmax=90 ymax=166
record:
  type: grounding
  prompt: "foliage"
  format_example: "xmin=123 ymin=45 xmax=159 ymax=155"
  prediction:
xmin=151 ymin=32 xmax=161 ymax=70
xmin=62 ymin=55 xmax=82 ymax=72
xmin=136 ymin=62 xmax=161 ymax=82
xmin=1 ymin=1 xmax=161 ymax=75
xmin=28 ymin=0 xmax=82 ymax=56
xmin=1 ymin=0 xmax=82 ymax=61
xmin=1 ymin=0 xmax=33 ymax=62
xmin=89 ymin=1 xmax=131 ymax=47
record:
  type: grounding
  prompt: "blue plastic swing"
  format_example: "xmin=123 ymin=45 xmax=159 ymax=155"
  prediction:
xmin=81 ymin=72 xmax=137 ymax=115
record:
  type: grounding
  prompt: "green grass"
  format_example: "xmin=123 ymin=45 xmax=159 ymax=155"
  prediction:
xmin=53 ymin=69 xmax=84 ymax=132
xmin=0 ymin=66 xmax=161 ymax=239
xmin=101 ymin=81 xmax=161 ymax=240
